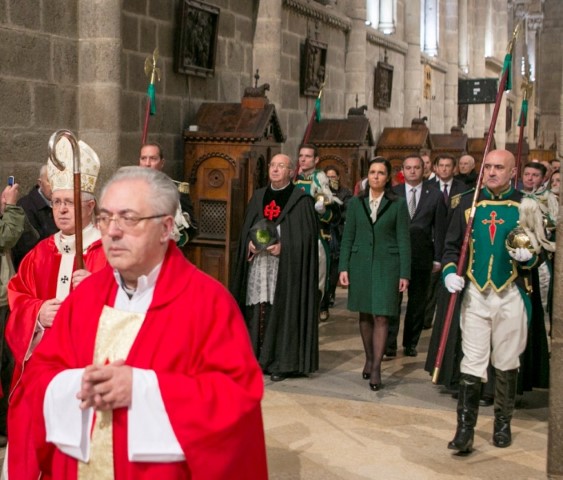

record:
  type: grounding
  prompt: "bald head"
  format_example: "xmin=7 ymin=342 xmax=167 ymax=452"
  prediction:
xmin=483 ymin=149 xmax=516 ymax=195
xmin=458 ymin=154 xmax=475 ymax=175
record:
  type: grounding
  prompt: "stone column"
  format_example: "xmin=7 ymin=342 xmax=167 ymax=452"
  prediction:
xmin=444 ymin=0 xmax=459 ymax=129
xmin=549 ymin=53 xmax=563 ymax=479
xmin=468 ymin=0 xmax=486 ymax=139
xmin=404 ymin=0 xmax=422 ymax=125
xmin=458 ymin=0 xmax=468 ymax=74
xmin=378 ymin=0 xmax=395 ymax=34
xmin=253 ymin=1 xmax=282 ymax=108
xmin=423 ymin=0 xmax=438 ymax=56
xmin=345 ymin=0 xmax=367 ymax=110
xmin=77 ymin=0 xmax=122 ymax=181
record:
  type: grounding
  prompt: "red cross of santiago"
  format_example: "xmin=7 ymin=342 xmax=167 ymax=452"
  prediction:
xmin=264 ymin=200 xmax=281 ymax=221
xmin=481 ymin=210 xmax=504 ymax=244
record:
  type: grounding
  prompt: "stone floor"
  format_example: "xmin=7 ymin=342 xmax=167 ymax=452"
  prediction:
xmin=0 ymin=288 xmax=549 ymax=478
xmin=262 ymin=288 xmax=549 ymax=479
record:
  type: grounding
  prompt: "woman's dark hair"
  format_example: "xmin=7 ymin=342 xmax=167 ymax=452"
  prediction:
xmin=364 ymin=156 xmax=397 ymax=200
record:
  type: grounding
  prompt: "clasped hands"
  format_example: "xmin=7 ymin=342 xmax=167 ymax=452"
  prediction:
xmin=248 ymin=240 xmax=281 ymax=258
xmin=77 ymin=360 xmax=132 ymax=411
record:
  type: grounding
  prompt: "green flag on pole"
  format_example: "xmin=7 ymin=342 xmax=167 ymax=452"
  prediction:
xmin=148 ymin=83 xmax=156 ymax=116
xmin=517 ymin=98 xmax=528 ymax=127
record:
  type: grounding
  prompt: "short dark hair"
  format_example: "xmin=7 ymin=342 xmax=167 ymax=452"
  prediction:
xmin=141 ymin=142 xmax=164 ymax=159
xmin=299 ymin=143 xmax=318 ymax=158
xmin=524 ymin=162 xmax=547 ymax=177
xmin=403 ymin=154 xmax=424 ymax=168
xmin=433 ymin=154 xmax=457 ymax=167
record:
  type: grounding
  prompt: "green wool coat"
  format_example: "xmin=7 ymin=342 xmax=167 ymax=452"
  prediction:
xmin=339 ymin=193 xmax=411 ymax=316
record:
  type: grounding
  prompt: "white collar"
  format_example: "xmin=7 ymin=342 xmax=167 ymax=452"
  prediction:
xmin=113 ymin=262 xmax=163 ymax=313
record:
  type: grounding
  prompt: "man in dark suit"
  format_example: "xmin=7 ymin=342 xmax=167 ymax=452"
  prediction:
xmin=11 ymin=165 xmax=57 ymax=270
xmin=386 ymin=155 xmax=446 ymax=357
xmin=454 ymin=153 xmax=477 ymax=188
xmin=423 ymin=154 xmax=470 ymax=329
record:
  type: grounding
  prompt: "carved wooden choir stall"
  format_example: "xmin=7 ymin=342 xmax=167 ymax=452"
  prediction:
xmin=306 ymin=107 xmax=375 ymax=190
xmin=183 ymin=85 xmax=285 ymax=286
xmin=467 ymin=133 xmax=496 ymax=172
xmin=430 ymin=126 xmax=468 ymax=162
xmin=375 ymin=117 xmax=432 ymax=173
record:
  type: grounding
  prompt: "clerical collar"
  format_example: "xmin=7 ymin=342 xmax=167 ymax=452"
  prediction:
xmin=56 ymin=223 xmax=100 ymax=255
xmin=271 ymin=182 xmax=291 ymax=191
xmin=113 ymin=262 xmax=162 ymax=300
xmin=59 ymin=222 xmax=95 ymax=243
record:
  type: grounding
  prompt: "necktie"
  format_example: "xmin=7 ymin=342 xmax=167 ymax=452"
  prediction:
xmin=443 ymin=183 xmax=449 ymax=204
xmin=408 ymin=188 xmax=417 ymax=218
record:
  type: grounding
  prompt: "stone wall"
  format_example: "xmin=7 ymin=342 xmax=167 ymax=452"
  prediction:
xmin=120 ymin=0 xmax=256 ymax=182
xmin=0 ymin=0 xmax=78 ymax=191
xmin=540 ymin=0 xmax=562 ymax=153
xmin=1 ymin=0 xmax=559 ymax=195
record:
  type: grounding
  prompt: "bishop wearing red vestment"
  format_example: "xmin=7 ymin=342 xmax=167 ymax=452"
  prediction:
xmin=19 ymin=167 xmax=268 ymax=479
xmin=4 ymin=138 xmax=107 ymax=480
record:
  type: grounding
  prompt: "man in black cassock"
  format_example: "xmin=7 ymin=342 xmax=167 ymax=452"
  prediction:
xmin=231 ymin=154 xmax=319 ymax=382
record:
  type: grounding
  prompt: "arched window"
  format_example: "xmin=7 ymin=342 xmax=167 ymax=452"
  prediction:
xmin=420 ymin=0 xmax=439 ymax=56
xmin=366 ymin=0 xmax=396 ymax=35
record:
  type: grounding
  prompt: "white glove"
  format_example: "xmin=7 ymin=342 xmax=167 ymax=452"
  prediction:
xmin=444 ymin=273 xmax=465 ymax=293
xmin=508 ymin=247 xmax=533 ymax=263
xmin=314 ymin=200 xmax=326 ymax=214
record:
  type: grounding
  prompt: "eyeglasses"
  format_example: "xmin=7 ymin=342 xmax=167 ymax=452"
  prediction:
xmin=52 ymin=199 xmax=89 ymax=209
xmin=96 ymin=213 xmax=166 ymax=232
xmin=269 ymin=163 xmax=289 ymax=170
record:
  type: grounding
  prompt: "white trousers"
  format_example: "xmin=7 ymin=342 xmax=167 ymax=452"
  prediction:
xmin=460 ymin=282 xmax=528 ymax=382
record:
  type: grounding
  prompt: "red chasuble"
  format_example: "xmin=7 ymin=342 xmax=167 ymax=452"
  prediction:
xmin=6 ymin=235 xmax=107 ymax=384
xmin=21 ymin=243 xmax=268 ymax=480
xmin=5 ymin=234 xmax=107 ymax=480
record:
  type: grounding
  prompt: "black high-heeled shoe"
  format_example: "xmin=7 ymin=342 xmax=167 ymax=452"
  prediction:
xmin=362 ymin=372 xmax=370 ymax=380
xmin=369 ymin=382 xmax=382 ymax=391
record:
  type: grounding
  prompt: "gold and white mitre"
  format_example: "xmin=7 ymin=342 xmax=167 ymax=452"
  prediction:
xmin=47 ymin=136 xmax=101 ymax=193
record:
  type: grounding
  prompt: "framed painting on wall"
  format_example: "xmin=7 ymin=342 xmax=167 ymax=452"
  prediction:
xmin=374 ymin=60 xmax=393 ymax=109
xmin=300 ymin=38 xmax=327 ymax=97
xmin=175 ymin=0 xmax=220 ymax=77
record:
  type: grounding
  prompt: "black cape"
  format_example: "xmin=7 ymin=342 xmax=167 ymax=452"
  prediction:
xmin=230 ymin=185 xmax=319 ymax=375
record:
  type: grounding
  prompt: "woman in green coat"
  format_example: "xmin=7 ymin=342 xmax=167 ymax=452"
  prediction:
xmin=339 ymin=157 xmax=411 ymax=390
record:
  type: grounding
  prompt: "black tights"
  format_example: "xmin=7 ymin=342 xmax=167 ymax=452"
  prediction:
xmin=359 ymin=312 xmax=389 ymax=385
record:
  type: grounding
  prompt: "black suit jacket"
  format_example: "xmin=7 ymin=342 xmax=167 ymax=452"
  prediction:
xmin=425 ymin=177 xmax=470 ymax=204
xmin=393 ymin=183 xmax=447 ymax=270
xmin=425 ymin=177 xmax=471 ymax=224
xmin=12 ymin=186 xmax=57 ymax=270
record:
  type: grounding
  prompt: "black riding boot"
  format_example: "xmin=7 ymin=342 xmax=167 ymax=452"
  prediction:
xmin=448 ymin=373 xmax=481 ymax=453
xmin=492 ymin=368 xmax=518 ymax=448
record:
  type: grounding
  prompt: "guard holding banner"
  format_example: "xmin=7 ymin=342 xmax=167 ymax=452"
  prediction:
xmin=442 ymin=149 xmax=539 ymax=453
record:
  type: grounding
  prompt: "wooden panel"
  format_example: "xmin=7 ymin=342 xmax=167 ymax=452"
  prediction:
xmin=227 ymin=178 xmax=245 ymax=290
xmin=199 ymin=246 xmax=226 ymax=285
